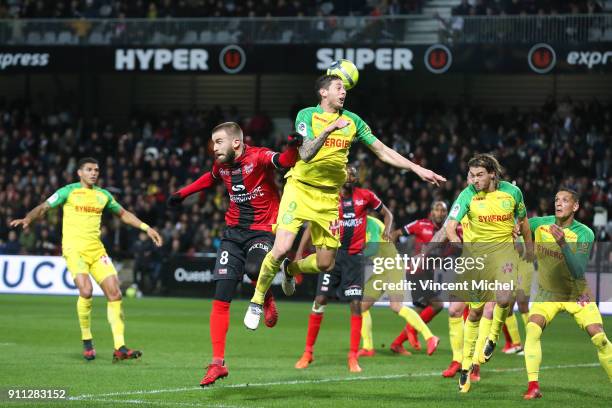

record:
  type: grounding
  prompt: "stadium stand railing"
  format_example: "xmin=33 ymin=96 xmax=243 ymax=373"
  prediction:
xmin=1 ymin=14 xmax=611 ymax=46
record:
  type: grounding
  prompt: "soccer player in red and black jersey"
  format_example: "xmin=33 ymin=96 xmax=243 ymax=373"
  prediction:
xmin=388 ymin=201 xmax=449 ymax=353
xmin=293 ymin=166 xmax=393 ymax=372
xmin=167 ymin=122 xmax=301 ymax=386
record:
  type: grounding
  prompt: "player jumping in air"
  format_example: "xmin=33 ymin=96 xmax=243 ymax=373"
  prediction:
xmin=11 ymin=157 xmax=163 ymax=362
xmin=167 ymin=122 xmax=300 ymax=386
xmin=521 ymin=188 xmax=612 ymax=399
xmin=388 ymin=201 xmax=449 ymax=353
xmin=445 ymin=153 xmax=534 ymax=393
xmin=244 ymin=74 xmax=446 ymax=330
xmin=293 ymin=166 xmax=393 ymax=372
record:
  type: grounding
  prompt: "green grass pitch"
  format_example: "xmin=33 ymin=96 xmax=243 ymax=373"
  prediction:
xmin=1 ymin=294 xmax=611 ymax=407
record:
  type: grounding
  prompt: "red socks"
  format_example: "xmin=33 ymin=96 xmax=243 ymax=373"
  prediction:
xmin=305 ymin=313 xmax=324 ymax=353
xmin=420 ymin=306 xmax=438 ymax=323
xmin=210 ymin=300 xmax=230 ymax=363
xmin=392 ymin=306 xmax=439 ymax=347
xmin=350 ymin=315 xmax=363 ymax=355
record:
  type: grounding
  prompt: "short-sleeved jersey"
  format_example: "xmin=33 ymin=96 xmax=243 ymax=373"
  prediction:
xmin=339 ymin=187 xmax=383 ymax=254
xmin=212 ymin=145 xmax=282 ymax=232
xmin=529 ymin=216 xmax=594 ymax=296
xmin=364 ymin=216 xmax=387 ymax=258
xmin=448 ymin=181 xmax=526 ymax=243
xmin=402 ymin=218 xmax=444 ymax=253
xmin=290 ymin=105 xmax=378 ymax=189
xmin=46 ymin=182 xmax=122 ymax=252
xmin=460 ymin=215 xmax=471 ymax=242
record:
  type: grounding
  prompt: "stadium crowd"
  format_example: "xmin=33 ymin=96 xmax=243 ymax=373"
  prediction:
xmin=452 ymin=0 xmax=605 ymax=16
xmin=1 ymin=96 xmax=610 ymax=270
xmin=0 ymin=0 xmax=424 ymax=19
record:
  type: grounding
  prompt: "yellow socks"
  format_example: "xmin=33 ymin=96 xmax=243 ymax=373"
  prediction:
xmin=77 ymin=296 xmax=93 ymax=340
xmin=521 ymin=312 xmax=529 ymax=328
xmin=591 ymin=332 xmax=612 ymax=382
xmin=524 ymin=322 xmax=543 ymax=382
xmin=361 ymin=310 xmax=373 ymax=350
xmin=449 ymin=316 xmax=464 ymax=363
xmin=462 ymin=319 xmax=480 ymax=370
xmin=506 ymin=313 xmax=521 ymax=344
xmin=288 ymin=253 xmax=320 ymax=276
xmin=473 ymin=317 xmax=492 ymax=364
xmin=251 ymin=253 xmax=281 ymax=305
xmin=489 ymin=304 xmax=509 ymax=343
xmin=398 ymin=307 xmax=432 ymax=340
xmin=107 ymin=300 xmax=125 ymax=350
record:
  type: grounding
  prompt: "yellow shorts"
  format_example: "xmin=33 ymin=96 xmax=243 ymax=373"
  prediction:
xmin=277 ymin=177 xmax=340 ymax=249
xmin=530 ymin=301 xmax=603 ymax=330
xmin=457 ymin=243 xmax=517 ymax=305
xmin=63 ymin=246 xmax=117 ymax=285
xmin=516 ymin=258 xmax=534 ymax=295
xmin=364 ymin=243 xmax=405 ymax=301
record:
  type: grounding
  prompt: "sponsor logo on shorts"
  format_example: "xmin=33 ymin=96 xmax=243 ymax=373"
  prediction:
xmin=249 ymin=242 xmax=271 ymax=252
xmin=320 ymin=286 xmax=328 ymax=292
xmin=100 ymin=255 xmax=111 ymax=266
xmin=218 ymin=268 xmax=227 ymax=275
xmin=344 ymin=286 xmax=362 ymax=297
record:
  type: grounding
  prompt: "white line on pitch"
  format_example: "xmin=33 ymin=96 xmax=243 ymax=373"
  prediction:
xmin=69 ymin=362 xmax=599 ymax=402
xmin=80 ymin=398 xmax=245 ymax=408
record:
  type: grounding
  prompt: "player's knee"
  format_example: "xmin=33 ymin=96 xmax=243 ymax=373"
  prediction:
xmin=389 ymin=302 xmax=402 ymax=313
xmin=528 ymin=314 xmax=546 ymax=330
xmin=469 ymin=307 xmax=483 ymax=321
xmin=349 ymin=300 xmax=361 ymax=315
xmin=314 ymin=295 xmax=328 ymax=306
xmin=312 ymin=300 xmax=326 ymax=314
xmin=79 ymin=288 xmax=93 ymax=299
xmin=317 ymin=258 xmax=335 ymax=272
xmin=586 ymin=323 xmax=604 ymax=338
xmin=106 ymin=288 xmax=122 ymax=301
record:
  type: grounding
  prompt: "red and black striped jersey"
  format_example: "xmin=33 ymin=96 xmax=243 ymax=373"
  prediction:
xmin=211 ymin=145 xmax=284 ymax=232
xmin=339 ymin=187 xmax=383 ymax=254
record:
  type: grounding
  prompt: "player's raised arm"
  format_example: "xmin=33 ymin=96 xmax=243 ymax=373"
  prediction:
xmin=167 ymin=170 xmax=217 ymax=208
xmin=366 ymin=139 xmax=446 ymax=187
xmin=9 ymin=201 xmax=51 ymax=230
xmin=10 ymin=185 xmax=70 ymax=229
xmin=116 ymin=208 xmax=163 ymax=247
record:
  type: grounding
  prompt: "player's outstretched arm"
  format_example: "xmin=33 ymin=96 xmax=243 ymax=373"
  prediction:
xmin=274 ymin=133 xmax=303 ymax=168
xmin=445 ymin=219 xmax=461 ymax=243
xmin=378 ymin=204 xmax=394 ymax=241
xmin=167 ymin=171 xmax=216 ymax=207
xmin=117 ymin=210 xmax=163 ymax=247
xmin=9 ymin=202 xmax=51 ymax=230
xmin=299 ymin=118 xmax=349 ymax=162
xmin=366 ymin=139 xmax=446 ymax=186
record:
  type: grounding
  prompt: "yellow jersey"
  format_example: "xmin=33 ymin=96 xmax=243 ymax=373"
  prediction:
xmin=448 ymin=181 xmax=526 ymax=243
xmin=46 ymin=183 xmax=123 ymax=252
xmin=291 ymin=105 xmax=377 ymax=190
xmin=529 ymin=216 xmax=594 ymax=297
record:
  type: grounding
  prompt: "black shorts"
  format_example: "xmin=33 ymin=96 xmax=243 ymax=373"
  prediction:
xmin=408 ymin=266 xmax=438 ymax=308
xmin=316 ymin=249 xmax=364 ymax=300
xmin=213 ymin=227 xmax=274 ymax=281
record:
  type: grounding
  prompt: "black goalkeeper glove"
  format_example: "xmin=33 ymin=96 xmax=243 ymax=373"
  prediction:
xmin=287 ymin=132 xmax=303 ymax=147
xmin=166 ymin=193 xmax=184 ymax=208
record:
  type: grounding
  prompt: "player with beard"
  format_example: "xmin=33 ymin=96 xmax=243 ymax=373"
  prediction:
xmin=167 ymin=122 xmax=301 ymax=386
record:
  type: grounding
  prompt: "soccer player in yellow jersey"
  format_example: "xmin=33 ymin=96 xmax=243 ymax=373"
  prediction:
xmin=522 ymin=188 xmax=612 ymax=399
xmin=244 ymin=74 xmax=446 ymax=330
xmin=10 ymin=157 xmax=163 ymax=361
xmin=445 ymin=154 xmax=534 ymax=393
